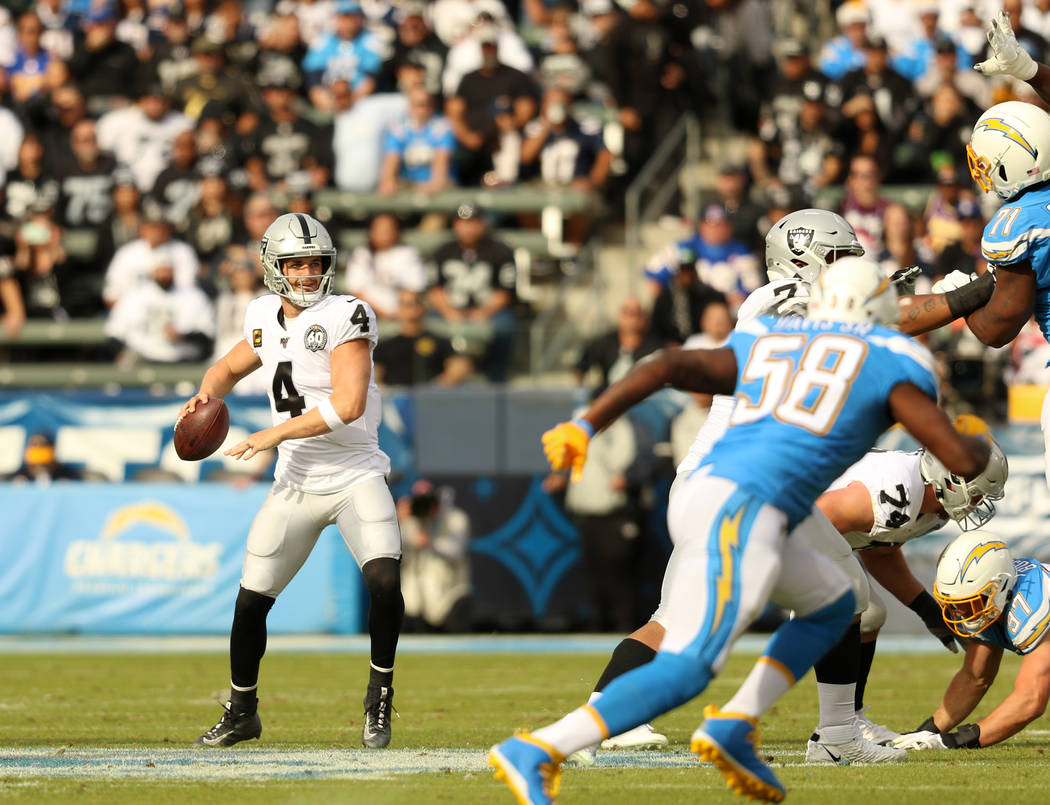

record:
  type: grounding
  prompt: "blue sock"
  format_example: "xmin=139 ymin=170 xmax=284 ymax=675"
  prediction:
xmin=766 ymin=590 xmax=856 ymax=681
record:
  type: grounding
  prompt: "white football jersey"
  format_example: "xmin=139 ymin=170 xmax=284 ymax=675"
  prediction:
xmin=243 ymin=293 xmax=390 ymax=493
xmin=676 ymin=277 xmax=809 ymax=476
xmin=827 ymin=450 xmax=949 ymax=550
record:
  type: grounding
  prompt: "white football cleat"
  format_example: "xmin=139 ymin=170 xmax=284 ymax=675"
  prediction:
xmin=855 ymin=707 xmax=900 ymax=745
xmin=805 ymin=726 xmax=907 ymax=765
xmin=600 ymin=723 xmax=669 ymax=750
xmin=566 ymin=743 xmax=598 ymax=766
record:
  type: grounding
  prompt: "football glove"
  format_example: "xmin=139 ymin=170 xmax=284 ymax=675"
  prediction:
xmin=907 ymin=590 xmax=960 ymax=653
xmin=890 ymin=730 xmax=947 ymax=750
xmin=542 ymin=420 xmax=592 ymax=482
xmin=975 ymin=11 xmax=1038 ymax=79
xmin=889 ymin=265 xmax=921 ymax=295
xmin=931 ymin=270 xmax=977 ymax=294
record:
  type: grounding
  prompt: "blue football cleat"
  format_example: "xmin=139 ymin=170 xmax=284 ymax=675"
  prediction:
xmin=489 ymin=732 xmax=564 ymax=805
xmin=691 ymin=705 xmax=786 ymax=803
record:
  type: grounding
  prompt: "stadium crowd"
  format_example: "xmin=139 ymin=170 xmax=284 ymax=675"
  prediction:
xmin=0 ymin=0 xmax=1045 ymax=406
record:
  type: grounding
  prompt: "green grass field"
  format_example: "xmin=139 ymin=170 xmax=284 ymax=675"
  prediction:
xmin=4 ymin=646 xmax=1050 ymax=804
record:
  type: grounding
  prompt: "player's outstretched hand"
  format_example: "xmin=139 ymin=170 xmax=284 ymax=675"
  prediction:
xmin=225 ymin=428 xmax=281 ymax=460
xmin=890 ymin=730 xmax=948 ymax=750
xmin=542 ymin=420 xmax=592 ymax=482
xmin=889 ymin=265 xmax=921 ymax=295
xmin=975 ymin=11 xmax=1038 ymax=79
xmin=931 ymin=270 xmax=977 ymax=294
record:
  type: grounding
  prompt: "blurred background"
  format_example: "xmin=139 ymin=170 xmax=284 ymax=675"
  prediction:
xmin=0 ymin=0 xmax=1047 ymax=638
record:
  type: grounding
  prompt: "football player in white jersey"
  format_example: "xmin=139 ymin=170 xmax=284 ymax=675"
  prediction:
xmin=890 ymin=532 xmax=1050 ymax=751
xmin=178 ymin=212 xmax=404 ymax=749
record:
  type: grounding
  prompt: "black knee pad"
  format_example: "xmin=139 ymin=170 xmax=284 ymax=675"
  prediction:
xmin=235 ymin=586 xmax=276 ymax=622
xmin=361 ymin=557 xmax=401 ymax=598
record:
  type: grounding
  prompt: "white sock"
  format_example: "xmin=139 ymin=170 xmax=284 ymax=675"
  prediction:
xmin=587 ymin=691 xmax=601 ymax=705
xmin=816 ymin=682 xmax=857 ymax=729
xmin=532 ymin=706 xmax=606 ymax=758
xmin=721 ymin=657 xmax=795 ymax=720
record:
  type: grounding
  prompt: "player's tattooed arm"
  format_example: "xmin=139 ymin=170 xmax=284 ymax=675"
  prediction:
xmin=580 ymin=347 xmax=738 ymax=433
xmin=965 ymin=262 xmax=1036 ymax=347
xmin=897 ymin=292 xmax=957 ymax=336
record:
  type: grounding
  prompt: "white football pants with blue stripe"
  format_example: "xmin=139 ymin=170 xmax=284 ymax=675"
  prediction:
xmin=585 ymin=473 xmax=855 ymax=740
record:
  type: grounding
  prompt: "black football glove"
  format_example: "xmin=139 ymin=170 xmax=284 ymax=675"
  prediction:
xmin=907 ymin=590 xmax=960 ymax=653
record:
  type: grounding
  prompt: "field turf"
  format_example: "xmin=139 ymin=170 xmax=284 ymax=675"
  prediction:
xmin=4 ymin=644 xmax=1050 ymax=803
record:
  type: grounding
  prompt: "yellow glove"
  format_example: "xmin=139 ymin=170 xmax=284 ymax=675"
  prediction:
xmin=541 ymin=420 xmax=593 ymax=482
xmin=953 ymin=414 xmax=992 ymax=438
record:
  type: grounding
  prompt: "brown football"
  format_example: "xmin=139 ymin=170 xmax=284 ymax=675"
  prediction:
xmin=174 ymin=398 xmax=230 ymax=461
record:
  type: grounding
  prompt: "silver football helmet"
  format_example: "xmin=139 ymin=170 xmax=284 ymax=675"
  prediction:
xmin=260 ymin=213 xmax=337 ymax=307
xmin=920 ymin=437 xmax=1008 ymax=530
xmin=765 ymin=209 xmax=864 ymax=283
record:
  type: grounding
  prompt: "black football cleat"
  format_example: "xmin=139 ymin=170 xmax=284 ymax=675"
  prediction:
xmin=193 ymin=701 xmax=262 ymax=747
xmin=361 ymin=685 xmax=396 ymax=749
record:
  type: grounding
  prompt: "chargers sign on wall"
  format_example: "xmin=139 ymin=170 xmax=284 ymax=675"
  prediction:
xmin=0 ymin=484 xmax=361 ymax=634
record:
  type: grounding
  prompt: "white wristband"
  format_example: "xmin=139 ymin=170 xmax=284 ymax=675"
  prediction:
xmin=317 ymin=397 xmax=346 ymax=431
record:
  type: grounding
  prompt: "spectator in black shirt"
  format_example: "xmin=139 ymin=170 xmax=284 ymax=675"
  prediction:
xmin=374 ymin=290 xmax=474 ymax=386
xmin=151 ymin=129 xmax=201 ymax=232
xmin=185 ymin=169 xmax=238 ymax=271
xmin=377 ymin=4 xmax=447 ymax=99
xmin=428 ymin=202 xmax=517 ymax=381
xmin=35 ymin=84 xmax=88 ymax=174
xmin=575 ymin=296 xmax=662 ymax=392
xmin=445 ymin=26 xmax=537 ymax=186
xmin=68 ymin=6 xmax=139 ymax=114
xmin=4 ymin=433 xmax=82 ymax=483
xmin=172 ymin=36 xmax=256 ymax=124
xmin=837 ymin=35 xmax=920 ymax=138
xmin=52 ymin=119 xmax=115 ymax=233
xmin=3 ymin=134 xmax=58 ymax=226
xmin=650 ymin=245 xmax=728 ymax=346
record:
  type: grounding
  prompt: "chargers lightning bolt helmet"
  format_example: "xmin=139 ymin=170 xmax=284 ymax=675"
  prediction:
xmin=764 ymin=209 xmax=864 ymax=283
xmin=807 ymin=256 xmax=899 ymax=326
xmin=260 ymin=213 xmax=337 ymax=307
xmin=934 ymin=531 xmax=1016 ymax=638
xmin=920 ymin=437 xmax=1008 ymax=530
xmin=967 ymin=101 xmax=1050 ymax=200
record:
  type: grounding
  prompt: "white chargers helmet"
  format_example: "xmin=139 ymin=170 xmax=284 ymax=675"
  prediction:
xmin=934 ymin=531 xmax=1016 ymax=638
xmin=764 ymin=209 xmax=864 ymax=283
xmin=967 ymin=101 xmax=1050 ymax=201
xmin=260 ymin=213 xmax=337 ymax=307
xmin=920 ymin=437 xmax=1008 ymax=530
xmin=807 ymin=256 xmax=899 ymax=326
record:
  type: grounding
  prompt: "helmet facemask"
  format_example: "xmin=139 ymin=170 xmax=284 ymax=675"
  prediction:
xmin=920 ymin=440 xmax=1008 ymax=530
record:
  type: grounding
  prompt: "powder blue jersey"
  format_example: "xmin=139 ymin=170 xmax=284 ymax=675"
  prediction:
xmin=968 ymin=559 xmax=1050 ymax=656
xmin=698 ymin=315 xmax=938 ymax=527
xmin=980 ymin=183 xmax=1050 ymax=342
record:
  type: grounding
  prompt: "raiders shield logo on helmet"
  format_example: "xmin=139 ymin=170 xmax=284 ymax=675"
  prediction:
xmin=788 ymin=227 xmax=814 ymax=256
xmin=304 ymin=324 xmax=328 ymax=352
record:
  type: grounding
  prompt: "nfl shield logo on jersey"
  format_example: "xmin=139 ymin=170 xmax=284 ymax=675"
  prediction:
xmin=788 ymin=228 xmax=813 ymax=256
xmin=304 ymin=324 xmax=328 ymax=352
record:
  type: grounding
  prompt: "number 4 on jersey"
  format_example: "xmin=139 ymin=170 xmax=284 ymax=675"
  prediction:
xmin=273 ymin=360 xmax=306 ymax=418
xmin=350 ymin=302 xmax=369 ymax=332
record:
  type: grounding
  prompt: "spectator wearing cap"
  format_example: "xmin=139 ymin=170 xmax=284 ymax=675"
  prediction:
xmin=445 ymin=25 xmax=538 ymax=186
xmin=837 ymin=34 xmax=920 ymax=138
xmin=96 ymin=82 xmax=193 ymax=192
xmin=344 ymin=213 xmax=427 ymax=321
xmin=933 ymin=197 xmax=986 ymax=281
xmin=242 ymin=66 xmax=333 ymax=193
xmin=102 ymin=197 xmax=200 ymax=308
xmin=915 ymin=34 xmax=990 ymax=110
xmin=66 ymin=5 xmax=138 ymax=113
xmin=301 ymin=0 xmax=382 ymax=113
xmin=105 ymin=253 xmax=215 ymax=365
xmin=378 ymin=86 xmax=456 ymax=196
xmin=820 ymin=1 xmax=871 ymax=81
xmin=171 ymin=35 xmax=256 ymax=122
xmin=840 ymin=153 xmax=889 ymax=256
xmin=5 ymin=11 xmax=67 ymax=105
xmin=374 ymin=290 xmax=475 ymax=387
xmin=149 ymin=4 xmax=196 ymax=95
xmin=4 ymin=433 xmax=81 ymax=484
xmin=711 ymin=164 xmax=765 ymax=254
xmin=442 ymin=12 xmax=533 ymax=99
xmin=428 ymin=203 xmax=518 ymax=381
xmin=376 ymin=5 xmax=447 ymax=99
xmin=748 ymin=78 xmax=844 ymax=200
xmin=892 ymin=3 xmax=971 ymax=82
xmin=759 ymin=39 xmax=830 ymax=140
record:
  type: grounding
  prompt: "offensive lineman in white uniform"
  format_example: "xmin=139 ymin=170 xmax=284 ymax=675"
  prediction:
xmin=179 ymin=213 xmax=404 ymax=749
